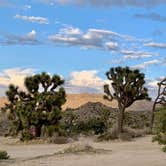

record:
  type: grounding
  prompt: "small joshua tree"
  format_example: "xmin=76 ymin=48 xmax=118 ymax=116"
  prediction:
xmin=3 ymin=72 xmax=66 ymax=139
xmin=104 ymin=66 xmax=149 ymax=133
xmin=151 ymin=77 xmax=166 ymax=130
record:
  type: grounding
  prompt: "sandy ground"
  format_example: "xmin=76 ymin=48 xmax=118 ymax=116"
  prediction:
xmin=0 ymin=136 xmax=166 ymax=166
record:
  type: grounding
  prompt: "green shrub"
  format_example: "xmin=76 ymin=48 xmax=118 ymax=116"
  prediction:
xmin=0 ymin=150 xmax=9 ymax=160
xmin=153 ymin=107 xmax=166 ymax=152
xmin=47 ymin=125 xmax=56 ymax=137
xmin=21 ymin=129 xmax=34 ymax=141
xmin=125 ymin=112 xmax=150 ymax=129
xmin=162 ymin=146 xmax=166 ymax=152
xmin=60 ymin=110 xmax=111 ymax=136
xmin=98 ymin=128 xmax=118 ymax=141
xmin=60 ymin=109 xmax=111 ymax=136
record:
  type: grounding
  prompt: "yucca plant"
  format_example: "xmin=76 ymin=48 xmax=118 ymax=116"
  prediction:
xmin=104 ymin=66 xmax=150 ymax=133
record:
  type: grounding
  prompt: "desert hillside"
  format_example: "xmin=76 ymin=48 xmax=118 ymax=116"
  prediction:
xmin=0 ymin=97 xmax=8 ymax=109
xmin=0 ymin=93 xmax=154 ymax=111
xmin=63 ymin=94 xmax=155 ymax=111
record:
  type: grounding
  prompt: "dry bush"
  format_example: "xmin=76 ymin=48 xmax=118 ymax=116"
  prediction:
xmin=58 ymin=142 xmax=111 ymax=154
xmin=0 ymin=150 xmax=9 ymax=160
xmin=48 ymin=135 xmax=71 ymax=144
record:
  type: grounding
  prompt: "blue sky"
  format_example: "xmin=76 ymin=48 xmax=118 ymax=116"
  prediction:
xmin=0 ymin=0 xmax=166 ymax=97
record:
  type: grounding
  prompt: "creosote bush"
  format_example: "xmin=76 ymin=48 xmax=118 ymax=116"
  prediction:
xmin=0 ymin=150 xmax=9 ymax=160
xmin=60 ymin=108 xmax=111 ymax=136
xmin=153 ymin=107 xmax=166 ymax=152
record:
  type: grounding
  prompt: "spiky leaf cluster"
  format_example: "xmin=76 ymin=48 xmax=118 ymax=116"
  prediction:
xmin=104 ymin=66 xmax=150 ymax=108
xmin=3 ymin=72 xmax=66 ymax=137
xmin=154 ymin=77 xmax=166 ymax=106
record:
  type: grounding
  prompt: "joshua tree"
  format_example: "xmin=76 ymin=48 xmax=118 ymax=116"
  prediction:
xmin=3 ymin=72 xmax=66 ymax=139
xmin=104 ymin=67 xmax=149 ymax=133
xmin=151 ymin=77 xmax=166 ymax=130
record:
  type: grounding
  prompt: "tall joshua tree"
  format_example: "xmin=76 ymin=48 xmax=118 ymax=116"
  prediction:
xmin=104 ymin=67 xmax=149 ymax=133
xmin=3 ymin=72 xmax=66 ymax=138
xmin=151 ymin=77 xmax=166 ymax=130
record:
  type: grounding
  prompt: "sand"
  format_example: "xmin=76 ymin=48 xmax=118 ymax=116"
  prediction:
xmin=0 ymin=136 xmax=166 ymax=166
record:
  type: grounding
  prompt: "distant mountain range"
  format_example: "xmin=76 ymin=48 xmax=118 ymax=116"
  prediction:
xmin=0 ymin=93 xmax=155 ymax=112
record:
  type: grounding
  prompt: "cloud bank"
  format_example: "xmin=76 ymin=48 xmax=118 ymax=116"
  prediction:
xmin=48 ymin=26 xmax=134 ymax=51
xmin=65 ymin=70 xmax=109 ymax=93
xmin=0 ymin=67 xmax=162 ymax=99
xmin=0 ymin=68 xmax=34 ymax=96
xmin=132 ymin=59 xmax=160 ymax=69
xmin=145 ymin=42 xmax=166 ymax=49
xmin=39 ymin=0 xmax=166 ymax=8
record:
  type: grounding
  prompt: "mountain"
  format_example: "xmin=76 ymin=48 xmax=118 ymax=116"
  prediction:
xmin=0 ymin=93 xmax=154 ymax=111
xmin=0 ymin=97 xmax=7 ymax=109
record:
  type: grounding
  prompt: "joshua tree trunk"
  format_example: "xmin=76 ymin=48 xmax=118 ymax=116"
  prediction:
xmin=117 ymin=105 xmax=125 ymax=133
xmin=150 ymin=102 xmax=156 ymax=132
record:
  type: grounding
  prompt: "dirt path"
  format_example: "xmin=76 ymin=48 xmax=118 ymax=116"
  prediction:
xmin=0 ymin=136 xmax=166 ymax=166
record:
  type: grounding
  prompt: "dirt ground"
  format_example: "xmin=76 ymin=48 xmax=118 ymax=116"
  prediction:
xmin=0 ymin=135 xmax=166 ymax=166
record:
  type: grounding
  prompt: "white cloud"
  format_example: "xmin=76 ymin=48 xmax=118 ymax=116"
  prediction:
xmin=22 ymin=5 xmax=32 ymax=10
xmin=84 ymin=29 xmax=120 ymax=38
xmin=0 ymin=68 xmax=34 ymax=95
xmin=60 ymin=26 xmax=82 ymax=35
xmin=122 ymin=50 xmax=158 ymax=59
xmin=26 ymin=30 xmax=37 ymax=40
xmin=15 ymin=14 xmax=49 ymax=24
xmin=132 ymin=59 xmax=160 ymax=69
xmin=144 ymin=42 xmax=166 ymax=49
xmin=145 ymin=77 xmax=166 ymax=99
xmin=105 ymin=42 xmax=118 ymax=50
xmin=147 ymin=80 xmax=158 ymax=88
xmin=0 ymin=30 xmax=40 ymax=45
xmin=65 ymin=70 xmax=109 ymax=93
xmin=163 ymin=58 xmax=166 ymax=65
xmin=49 ymin=26 xmax=134 ymax=51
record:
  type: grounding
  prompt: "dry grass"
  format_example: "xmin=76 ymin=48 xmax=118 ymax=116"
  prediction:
xmin=57 ymin=142 xmax=112 ymax=155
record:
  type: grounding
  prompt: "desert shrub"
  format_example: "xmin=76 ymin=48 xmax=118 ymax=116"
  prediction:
xmin=124 ymin=111 xmax=150 ymax=129
xmin=47 ymin=125 xmax=57 ymax=137
xmin=162 ymin=146 xmax=166 ymax=152
xmin=48 ymin=135 xmax=69 ymax=144
xmin=60 ymin=108 xmax=111 ymax=136
xmin=74 ymin=118 xmax=107 ymax=135
xmin=98 ymin=127 xmax=119 ymax=141
xmin=21 ymin=129 xmax=34 ymax=141
xmin=0 ymin=150 xmax=9 ymax=160
xmin=153 ymin=107 xmax=166 ymax=152
xmin=61 ymin=143 xmax=94 ymax=154
xmin=59 ymin=109 xmax=77 ymax=136
xmin=118 ymin=132 xmax=133 ymax=141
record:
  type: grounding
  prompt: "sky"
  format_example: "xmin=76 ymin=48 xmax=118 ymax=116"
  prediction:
xmin=0 ymin=0 xmax=166 ymax=98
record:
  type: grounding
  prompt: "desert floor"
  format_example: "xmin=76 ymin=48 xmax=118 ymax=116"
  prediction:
xmin=0 ymin=135 xmax=166 ymax=166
